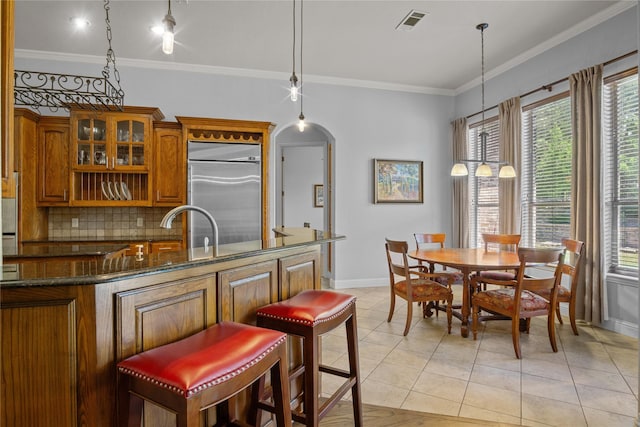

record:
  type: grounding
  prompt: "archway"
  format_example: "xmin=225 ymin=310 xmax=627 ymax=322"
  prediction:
xmin=273 ymin=123 xmax=335 ymax=283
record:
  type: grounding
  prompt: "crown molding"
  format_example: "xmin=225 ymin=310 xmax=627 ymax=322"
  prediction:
xmin=454 ymin=1 xmax=636 ymax=95
xmin=15 ymin=49 xmax=454 ymax=97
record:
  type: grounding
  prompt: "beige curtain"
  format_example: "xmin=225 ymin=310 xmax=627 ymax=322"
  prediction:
xmin=498 ymin=97 xmax=521 ymax=234
xmin=452 ymin=117 xmax=469 ymax=248
xmin=570 ymin=64 xmax=603 ymax=325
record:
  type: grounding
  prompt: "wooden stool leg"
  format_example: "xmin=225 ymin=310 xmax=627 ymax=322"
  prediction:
xmin=271 ymin=346 xmax=293 ymax=427
xmin=346 ymin=314 xmax=363 ymax=427
xmin=303 ymin=331 xmax=319 ymax=427
xmin=118 ymin=374 xmax=143 ymax=427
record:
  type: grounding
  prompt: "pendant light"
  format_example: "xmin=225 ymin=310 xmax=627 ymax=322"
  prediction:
xmin=297 ymin=0 xmax=306 ymax=132
xmin=162 ymin=0 xmax=176 ymax=55
xmin=451 ymin=23 xmax=515 ymax=178
xmin=289 ymin=0 xmax=299 ymax=101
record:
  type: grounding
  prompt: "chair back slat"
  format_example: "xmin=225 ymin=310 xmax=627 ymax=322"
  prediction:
xmin=414 ymin=233 xmax=446 ymax=249
xmin=482 ymin=234 xmax=520 ymax=252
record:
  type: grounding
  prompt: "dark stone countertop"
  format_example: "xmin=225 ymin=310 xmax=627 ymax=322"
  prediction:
xmin=3 ymin=243 xmax=130 ymax=259
xmin=1 ymin=228 xmax=344 ymax=288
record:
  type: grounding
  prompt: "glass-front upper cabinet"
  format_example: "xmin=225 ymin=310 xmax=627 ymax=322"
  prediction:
xmin=71 ymin=108 xmax=162 ymax=172
xmin=75 ymin=116 xmax=107 ymax=167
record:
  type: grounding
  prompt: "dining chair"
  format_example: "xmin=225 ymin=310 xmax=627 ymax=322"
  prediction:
xmin=475 ymin=233 xmax=521 ymax=289
xmin=413 ymin=233 xmax=464 ymax=313
xmin=471 ymin=247 xmax=565 ymax=359
xmin=385 ymin=238 xmax=453 ymax=336
xmin=532 ymin=238 xmax=584 ymax=335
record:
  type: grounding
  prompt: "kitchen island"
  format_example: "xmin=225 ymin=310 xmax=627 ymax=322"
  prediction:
xmin=1 ymin=227 xmax=343 ymax=427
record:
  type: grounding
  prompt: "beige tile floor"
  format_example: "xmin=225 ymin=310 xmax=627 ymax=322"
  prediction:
xmin=320 ymin=286 xmax=638 ymax=426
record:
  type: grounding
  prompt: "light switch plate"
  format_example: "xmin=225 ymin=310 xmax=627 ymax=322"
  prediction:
xmin=137 ymin=217 xmax=144 ymax=227
xmin=71 ymin=218 xmax=79 ymax=228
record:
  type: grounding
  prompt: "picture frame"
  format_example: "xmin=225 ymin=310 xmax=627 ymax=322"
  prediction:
xmin=313 ymin=184 xmax=324 ymax=207
xmin=373 ymin=159 xmax=423 ymax=203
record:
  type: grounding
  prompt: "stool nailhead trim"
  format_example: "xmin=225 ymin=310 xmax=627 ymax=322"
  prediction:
xmin=118 ymin=335 xmax=287 ymax=398
xmin=257 ymin=299 xmax=355 ymax=327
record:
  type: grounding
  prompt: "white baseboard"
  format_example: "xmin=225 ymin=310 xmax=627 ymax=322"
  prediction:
xmin=330 ymin=277 xmax=388 ymax=289
xmin=600 ymin=318 xmax=639 ymax=338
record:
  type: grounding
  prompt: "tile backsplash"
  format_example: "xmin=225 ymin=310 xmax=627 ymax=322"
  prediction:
xmin=48 ymin=207 xmax=183 ymax=240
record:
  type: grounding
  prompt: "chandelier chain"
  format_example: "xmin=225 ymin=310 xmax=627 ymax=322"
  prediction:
xmin=103 ymin=0 xmax=123 ymax=96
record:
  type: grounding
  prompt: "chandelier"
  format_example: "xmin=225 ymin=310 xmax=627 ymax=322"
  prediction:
xmin=451 ymin=23 xmax=515 ymax=178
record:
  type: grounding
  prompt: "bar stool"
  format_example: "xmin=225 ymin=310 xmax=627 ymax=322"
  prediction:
xmin=252 ymin=290 xmax=362 ymax=427
xmin=117 ymin=321 xmax=292 ymax=427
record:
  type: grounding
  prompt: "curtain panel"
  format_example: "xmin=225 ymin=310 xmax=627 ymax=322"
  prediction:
xmin=569 ymin=64 xmax=603 ymax=325
xmin=451 ymin=117 xmax=469 ymax=248
xmin=498 ymin=97 xmax=521 ymax=234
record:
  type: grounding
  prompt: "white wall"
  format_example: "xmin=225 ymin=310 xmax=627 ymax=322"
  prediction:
xmin=282 ymin=145 xmax=324 ymax=229
xmin=15 ymin=55 xmax=455 ymax=288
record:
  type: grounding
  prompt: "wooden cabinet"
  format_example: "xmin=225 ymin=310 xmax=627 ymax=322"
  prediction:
xmin=38 ymin=117 xmax=70 ymax=205
xmin=218 ymin=260 xmax=278 ymax=325
xmin=1 ymin=0 xmax=14 ymax=198
xmin=69 ymin=107 xmax=163 ymax=206
xmin=153 ymin=122 xmax=185 ymax=206
xmin=279 ymin=250 xmax=322 ymax=299
xmin=14 ymin=109 xmax=47 ymax=241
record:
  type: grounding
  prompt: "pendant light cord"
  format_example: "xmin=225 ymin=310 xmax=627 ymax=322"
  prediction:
xmin=292 ymin=0 xmax=296 ymax=75
xmin=299 ymin=0 xmax=304 ymax=115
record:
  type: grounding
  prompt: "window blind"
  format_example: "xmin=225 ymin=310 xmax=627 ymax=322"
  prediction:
xmin=521 ymin=94 xmax=572 ymax=248
xmin=468 ymin=118 xmax=500 ymax=247
xmin=603 ymin=71 xmax=638 ymax=274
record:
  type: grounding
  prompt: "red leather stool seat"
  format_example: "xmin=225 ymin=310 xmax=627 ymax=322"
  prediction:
xmin=253 ymin=290 xmax=362 ymax=427
xmin=117 ymin=321 xmax=292 ymax=427
xmin=256 ymin=289 xmax=356 ymax=327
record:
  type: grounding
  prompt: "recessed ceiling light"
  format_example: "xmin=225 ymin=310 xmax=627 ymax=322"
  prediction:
xmin=70 ymin=17 xmax=91 ymax=29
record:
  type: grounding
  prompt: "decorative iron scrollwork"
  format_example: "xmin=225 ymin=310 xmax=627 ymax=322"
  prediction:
xmin=14 ymin=70 xmax=124 ymax=112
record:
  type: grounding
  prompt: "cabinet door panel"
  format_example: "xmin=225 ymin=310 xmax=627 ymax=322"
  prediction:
xmin=154 ymin=127 xmax=185 ymax=206
xmin=1 ymin=299 xmax=78 ymax=427
xmin=279 ymin=250 xmax=321 ymax=300
xmin=38 ymin=123 xmax=70 ymax=205
xmin=218 ymin=260 xmax=278 ymax=324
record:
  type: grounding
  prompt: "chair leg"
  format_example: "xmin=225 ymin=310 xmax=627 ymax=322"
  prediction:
xmin=445 ymin=295 xmax=452 ymax=334
xmin=511 ymin=317 xmax=522 ymax=359
xmin=556 ymin=304 xmax=564 ymax=324
xmin=303 ymin=332 xmax=319 ymax=427
xmin=471 ymin=302 xmax=478 ymax=340
xmin=547 ymin=312 xmax=558 ymax=353
xmin=403 ymin=301 xmax=413 ymax=336
xmin=271 ymin=353 xmax=292 ymax=427
xmin=387 ymin=291 xmax=396 ymax=323
xmin=568 ymin=299 xmax=579 ymax=336
xmin=346 ymin=315 xmax=363 ymax=427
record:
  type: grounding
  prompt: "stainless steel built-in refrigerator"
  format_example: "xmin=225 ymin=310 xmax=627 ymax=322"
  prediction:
xmin=188 ymin=142 xmax=261 ymax=248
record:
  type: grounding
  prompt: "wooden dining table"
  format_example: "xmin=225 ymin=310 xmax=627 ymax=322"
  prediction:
xmin=408 ymin=248 xmax=520 ymax=337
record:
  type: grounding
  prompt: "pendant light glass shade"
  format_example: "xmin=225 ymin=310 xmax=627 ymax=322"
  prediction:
xmin=498 ymin=165 xmax=516 ymax=178
xmin=289 ymin=74 xmax=299 ymax=101
xmin=162 ymin=0 xmax=176 ymax=55
xmin=451 ymin=163 xmax=469 ymax=176
xmin=297 ymin=113 xmax=306 ymax=132
xmin=475 ymin=163 xmax=493 ymax=177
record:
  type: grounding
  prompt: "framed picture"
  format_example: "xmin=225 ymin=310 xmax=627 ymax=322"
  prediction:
xmin=314 ymin=184 xmax=324 ymax=207
xmin=373 ymin=159 xmax=423 ymax=203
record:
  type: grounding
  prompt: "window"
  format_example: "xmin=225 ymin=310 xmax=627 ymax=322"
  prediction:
xmin=468 ymin=117 xmax=500 ymax=247
xmin=521 ymin=93 xmax=572 ymax=248
xmin=604 ymin=70 xmax=638 ymax=275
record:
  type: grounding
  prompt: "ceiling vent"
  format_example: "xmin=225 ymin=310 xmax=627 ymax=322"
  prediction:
xmin=395 ymin=10 xmax=428 ymax=31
